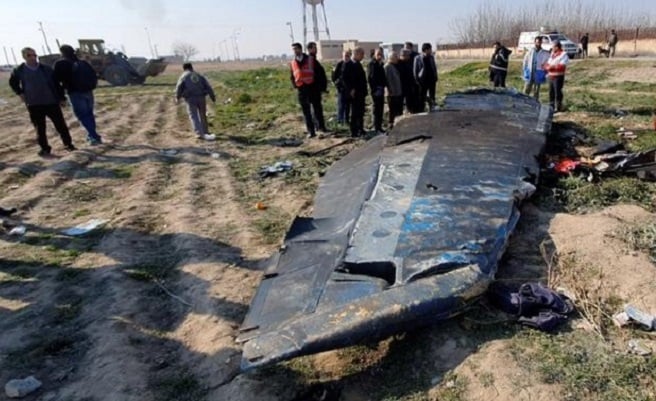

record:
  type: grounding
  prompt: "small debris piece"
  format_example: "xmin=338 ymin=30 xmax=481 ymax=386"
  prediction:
xmin=8 ymin=226 xmax=26 ymax=236
xmin=612 ymin=311 xmax=631 ymax=328
xmin=255 ymin=202 xmax=267 ymax=210
xmin=259 ymin=161 xmax=293 ymax=178
xmin=159 ymin=149 xmax=179 ymax=156
xmin=5 ymin=376 xmax=42 ymax=398
xmin=211 ymin=153 xmax=221 ymax=159
xmin=62 ymin=219 xmax=108 ymax=236
xmin=627 ymin=339 xmax=652 ymax=356
xmin=624 ymin=305 xmax=655 ymax=330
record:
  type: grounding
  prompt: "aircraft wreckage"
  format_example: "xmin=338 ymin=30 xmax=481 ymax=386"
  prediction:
xmin=237 ymin=89 xmax=553 ymax=371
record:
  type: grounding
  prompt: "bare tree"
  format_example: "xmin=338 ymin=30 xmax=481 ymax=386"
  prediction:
xmin=449 ymin=0 xmax=655 ymax=45
xmin=172 ymin=42 xmax=199 ymax=62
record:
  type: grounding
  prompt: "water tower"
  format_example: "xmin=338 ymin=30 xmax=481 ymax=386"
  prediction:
xmin=302 ymin=0 xmax=331 ymax=46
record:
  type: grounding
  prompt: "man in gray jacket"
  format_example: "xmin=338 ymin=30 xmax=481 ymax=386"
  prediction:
xmin=9 ymin=47 xmax=76 ymax=156
xmin=175 ymin=63 xmax=216 ymax=141
xmin=384 ymin=51 xmax=403 ymax=128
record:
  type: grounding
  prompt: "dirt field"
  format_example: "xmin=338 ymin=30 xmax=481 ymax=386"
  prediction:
xmin=1 ymin=59 xmax=656 ymax=401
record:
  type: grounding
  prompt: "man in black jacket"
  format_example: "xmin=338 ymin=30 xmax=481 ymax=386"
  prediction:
xmin=413 ymin=43 xmax=438 ymax=112
xmin=368 ymin=48 xmax=387 ymax=134
xmin=489 ymin=42 xmax=512 ymax=88
xmin=331 ymin=50 xmax=351 ymax=124
xmin=9 ymin=47 xmax=76 ymax=156
xmin=580 ymin=33 xmax=589 ymax=59
xmin=306 ymin=42 xmax=327 ymax=133
xmin=342 ymin=47 xmax=367 ymax=137
xmin=54 ymin=44 xmax=103 ymax=145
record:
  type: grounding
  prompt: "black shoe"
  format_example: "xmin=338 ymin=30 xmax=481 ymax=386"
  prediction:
xmin=306 ymin=133 xmax=316 ymax=139
xmin=38 ymin=147 xmax=51 ymax=157
xmin=65 ymin=144 xmax=77 ymax=151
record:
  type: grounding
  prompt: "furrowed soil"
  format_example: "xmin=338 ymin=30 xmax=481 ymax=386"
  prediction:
xmin=1 ymin=59 xmax=655 ymax=401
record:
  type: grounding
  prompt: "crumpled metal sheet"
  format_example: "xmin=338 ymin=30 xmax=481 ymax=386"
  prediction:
xmin=237 ymin=89 xmax=552 ymax=371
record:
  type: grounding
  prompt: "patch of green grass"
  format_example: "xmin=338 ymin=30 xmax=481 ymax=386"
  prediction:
xmin=613 ymin=221 xmax=656 ymax=262
xmin=511 ymin=330 xmax=656 ymax=401
xmin=253 ymin=207 xmax=292 ymax=245
xmin=62 ymin=183 xmax=111 ymax=202
xmin=123 ymin=256 xmax=180 ymax=282
xmin=111 ymin=164 xmax=135 ymax=179
xmin=545 ymin=176 xmax=656 ymax=213
xmin=429 ymin=373 xmax=469 ymax=401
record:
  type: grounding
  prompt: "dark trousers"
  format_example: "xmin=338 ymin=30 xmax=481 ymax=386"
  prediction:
xmin=387 ymin=96 xmax=403 ymax=127
xmin=337 ymin=90 xmax=350 ymax=123
xmin=419 ymin=81 xmax=437 ymax=110
xmin=372 ymin=95 xmax=384 ymax=132
xmin=27 ymin=104 xmax=73 ymax=151
xmin=582 ymin=46 xmax=588 ymax=58
xmin=297 ymin=86 xmax=315 ymax=135
xmin=404 ymin=86 xmax=419 ymax=114
xmin=350 ymin=95 xmax=366 ymax=137
xmin=309 ymin=88 xmax=326 ymax=131
xmin=549 ymin=76 xmax=565 ymax=111
xmin=493 ymin=70 xmax=507 ymax=88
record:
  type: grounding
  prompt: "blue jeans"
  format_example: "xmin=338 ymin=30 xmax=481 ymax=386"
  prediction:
xmin=69 ymin=92 xmax=101 ymax=142
xmin=336 ymin=90 xmax=350 ymax=124
xmin=185 ymin=96 xmax=209 ymax=136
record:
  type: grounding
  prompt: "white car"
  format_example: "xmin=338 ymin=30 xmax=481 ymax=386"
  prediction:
xmin=517 ymin=30 xmax=580 ymax=59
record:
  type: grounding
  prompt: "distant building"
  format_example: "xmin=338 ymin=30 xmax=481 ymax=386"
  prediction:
xmin=343 ymin=40 xmax=383 ymax=59
xmin=316 ymin=39 xmax=349 ymax=61
xmin=380 ymin=42 xmax=405 ymax=59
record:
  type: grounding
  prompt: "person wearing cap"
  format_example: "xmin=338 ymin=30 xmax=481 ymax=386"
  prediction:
xmin=544 ymin=41 xmax=570 ymax=112
xmin=175 ymin=62 xmax=216 ymax=141
xmin=54 ymin=44 xmax=103 ymax=145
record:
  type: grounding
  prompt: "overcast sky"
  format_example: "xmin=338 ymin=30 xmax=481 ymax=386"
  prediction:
xmin=1 ymin=0 xmax=654 ymax=62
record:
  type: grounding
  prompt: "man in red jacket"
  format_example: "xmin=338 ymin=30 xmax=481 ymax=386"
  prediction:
xmin=543 ymin=41 xmax=570 ymax=112
xmin=290 ymin=42 xmax=318 ymax=138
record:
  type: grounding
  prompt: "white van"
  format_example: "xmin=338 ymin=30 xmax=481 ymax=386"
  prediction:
xmin=517 ymin=30 xmax=580 ymax=59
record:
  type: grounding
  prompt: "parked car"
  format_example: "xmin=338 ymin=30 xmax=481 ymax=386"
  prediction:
xmin=517 ymin=30 xmax=580 ymax=59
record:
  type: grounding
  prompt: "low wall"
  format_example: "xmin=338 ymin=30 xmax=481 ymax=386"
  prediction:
xmin=436 ymin=39 xmax=656 ymax=59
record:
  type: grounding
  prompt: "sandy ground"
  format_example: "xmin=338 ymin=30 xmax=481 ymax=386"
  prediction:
xmin=1 ymin=62 xmax=656 ymax=401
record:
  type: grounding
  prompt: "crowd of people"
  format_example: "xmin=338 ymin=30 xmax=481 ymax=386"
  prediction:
xmin=292 ymin=41 xmax=439 ymax=138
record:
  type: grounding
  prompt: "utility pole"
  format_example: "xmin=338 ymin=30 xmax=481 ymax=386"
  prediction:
xmin=286 ymin=21 xmax=295 ymax=43
xmin=144 ymin=27 xmax=155 ymax=58
xmin=231 ymin=29 xmax=241 ymax=61
xmin=3 ymin=47 xmax=10 ymax=66
xmin=10 ymin=48 xmax=17 ymax=65
xmin=37 ymin=21 xmax=52 ymax=54
xmin=153 ymin=44 xmax=159 ymax=58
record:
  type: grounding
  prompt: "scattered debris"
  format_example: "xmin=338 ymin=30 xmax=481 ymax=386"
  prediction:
xmin=627 ymin=339 xmax=652 ymax=356
xmin=272 ymin=138 xmax=303 ymax=147
xmin=211 ymin=152 xmax=221 ymax=159
xmin=259 ymin=160 xmax=293 ymax=178
xmin=5 ymin=376 xmax=42 ymax=398
xmin=0 ymin=207 xmax=17 ymax=217
xmin=488 ymin=282 xmax=575 ymax=332
xmin=8 ymin=185 xmax=19 ymax=190
xmin=8 ymin=226 xmax=26 ymax=236
xmin=62 ymin=219 xmax=108 ymax=236
xmin=255 ymin=202 xmax=267 ymax=210
xmin=159 ymin=149 xmax=179 ymax=156
xmin=613 ymin=311 xmax=631 ymax=328
xmin=245 ymin=122 xmax=257 ymax=129
xmin=624 ymin=304 xmax=655 ymax=330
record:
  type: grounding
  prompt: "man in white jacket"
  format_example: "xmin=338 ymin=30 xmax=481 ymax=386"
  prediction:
xmin=522 ymin=36 xmax=550 ymax=100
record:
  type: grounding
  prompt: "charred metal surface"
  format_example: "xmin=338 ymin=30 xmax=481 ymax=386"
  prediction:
xmin=237 ymin=89 xmax=552 ymax=371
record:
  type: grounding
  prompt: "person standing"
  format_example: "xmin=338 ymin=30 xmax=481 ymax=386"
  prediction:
xmin=398 ymin=49 xmax=417 ymax=114
xmin=175 ymin=62 xmax=216 ymax=141
xmin=368 ymin=48 xmax=387 ymax=134
xmin=608 ymin=29 xmax=619 ymax=57
xmin=342 ymin=47 xmax=367 ymax=137
xmin=9 ymin=47 xmax=76 ymax=156
xmin=331 ymin=50 xmax=351 ymax=125
xmin=413 ymin=43 xmax=438 ymax=111
xmin=384 ymin=51 xmax=403 ymax=129
xmin=522 ymin=36 xmax=550 ymax=100
xmin=306 ymin=42 xmax=328 ymax=133
xmin=580 ymin=33 xmax=589 ymax=59
xmin=489 ymin=42 xmax=512 ymax=88
xmin=403 ymin=42 xmax=421 ymax=113
xmin=290 ymin=42 xmax=319 ymax=138
xmin=54 ymin=44 xmax=103 ymax=145
xmin=544 ymin=41 xmax=570 ymax=112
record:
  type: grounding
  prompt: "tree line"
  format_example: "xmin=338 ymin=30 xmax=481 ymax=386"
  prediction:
xmin=448 ymin=0 xmax=655 ymax=46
